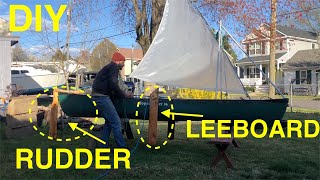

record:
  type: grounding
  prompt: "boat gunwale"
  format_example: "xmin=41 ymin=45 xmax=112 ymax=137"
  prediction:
xmin=58 ymin=93 xmax=289 ymax=104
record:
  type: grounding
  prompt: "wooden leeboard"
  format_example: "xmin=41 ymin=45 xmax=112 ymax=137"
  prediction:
xmin=148 ymin=88 xmax=159 ymax=145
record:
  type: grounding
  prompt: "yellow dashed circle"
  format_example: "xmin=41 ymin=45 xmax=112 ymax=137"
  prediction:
xmin=29 ymin=86 xmax=98 ymax=142
xmin=135 ymin=85 xmax=175 ymax=150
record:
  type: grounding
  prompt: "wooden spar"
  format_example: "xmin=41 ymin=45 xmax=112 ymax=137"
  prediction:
xmin=55 ymin=89 xmax=84 ymax=95
xmin=148 ymin=88 xmax=159 ymax=145
xmin=49 ymin=89 xmax=58 ymax=139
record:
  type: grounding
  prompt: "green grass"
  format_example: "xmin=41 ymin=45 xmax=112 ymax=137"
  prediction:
xmin=286 ymin=107 xmax=320 ymax=114
xmin=0 ymin=112 xmax=319 ymax=179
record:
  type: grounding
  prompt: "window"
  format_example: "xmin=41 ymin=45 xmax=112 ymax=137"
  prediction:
xmin=312 ymin=43 xmax=316 ymax=49
xmin=275 ymin=41 xmax=280 ymax=50
xmin=248 ymin=42 xmax=264 ymax=55
xmin=21 ymin=70 xmax=29 ymax=74
xmin=275 ymin=40 xmax=284 ymax=50
xmin=296 ymin=70 xmax=311 ymax=84
xmin=256 ymin=43 xmax=261 ymax=54
xmin=300 ymin=70 xmax=307 ymax=84
xmin=249 ymin=44 xmax=255 ymax=55
xmin=11 ymin=70 xmax=20 ymax=74
xmin=249 ymin=66 xmax=260 ymax=78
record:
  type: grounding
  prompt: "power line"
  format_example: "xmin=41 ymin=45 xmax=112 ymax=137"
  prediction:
xmin=70 ymin=23 xmax=120 ymax=37
xmin=69 ymin=30 xmax=135 ymax=45
xmin=71 ymin=4 xmax=116 ymax=19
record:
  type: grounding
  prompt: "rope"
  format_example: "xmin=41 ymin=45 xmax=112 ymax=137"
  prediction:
xmin=96 ymin=98 xmax=149 ymax=179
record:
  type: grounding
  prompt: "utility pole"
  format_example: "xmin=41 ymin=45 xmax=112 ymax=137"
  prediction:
xmin=65 ymin=0 xmax=72 ymax=90
xmin=269 ymin=0 xmax=277 ymax=98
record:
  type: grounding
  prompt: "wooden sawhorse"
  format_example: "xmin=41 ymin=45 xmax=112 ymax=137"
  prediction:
xmin=208 ymin=138 xmax=239 ymax=169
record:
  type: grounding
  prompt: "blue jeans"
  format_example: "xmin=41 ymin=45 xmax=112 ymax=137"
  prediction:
xmin=92 ymin=96 xmax=126 ymax=148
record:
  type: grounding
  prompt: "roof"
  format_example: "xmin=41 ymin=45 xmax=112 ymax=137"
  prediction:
xmin=237 ymin=53 xmax=287 ymax=64
xmin=118 ymin=48 xmax=143 ymax=61
xmin=277 ymin=25 xmax=318 ymax=40
xmin=0 ymin=36 xmax=20 ymax=46
xmin=244 ymin=24 xmax=318 ymax=42
xmin=282 ymin=49 xmax=320 ymax=69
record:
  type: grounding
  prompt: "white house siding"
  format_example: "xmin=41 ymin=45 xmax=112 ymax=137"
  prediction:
xmin=284 ymin=70 xmax=318 ymax=95
xmin=0 ymin=40 xmax=12 ymax=98
xmin=287 ymin=39 xmax=318 ymax=61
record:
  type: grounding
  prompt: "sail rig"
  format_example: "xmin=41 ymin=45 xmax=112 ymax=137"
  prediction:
xmin=130 ymin=0 xmax=247 ymax=95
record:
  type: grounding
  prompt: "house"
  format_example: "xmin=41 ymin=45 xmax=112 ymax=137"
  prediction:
xmin=235 ymin=23 xmax=319 ymax=93
xmin=118 ymin=47 xmax=144 ymax=94
xmin=0 ymin=18 xmax=20 ymax=98
xmin=282 ymin=49 xmax=320 ymax=95
xmin=118 ymin=47 xmax=143 ymax=79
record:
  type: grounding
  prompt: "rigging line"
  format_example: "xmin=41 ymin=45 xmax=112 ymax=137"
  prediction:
xmin=70 ymin=23 xmax=121 ymax=37
xmin=221 ymin=25 xmax=286 ymax=99
xmin=278 ymin=6 xmax=320 ymax=17
xmin=68 ymin=30 xmax=135 ymax=45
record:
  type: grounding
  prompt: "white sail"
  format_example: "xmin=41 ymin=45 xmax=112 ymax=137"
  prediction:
xmin=130 ymin=0 xmax=246 ymax=94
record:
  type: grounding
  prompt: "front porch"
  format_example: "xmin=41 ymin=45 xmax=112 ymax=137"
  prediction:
xmin=237 ymin=64 xmax=270 ymax=87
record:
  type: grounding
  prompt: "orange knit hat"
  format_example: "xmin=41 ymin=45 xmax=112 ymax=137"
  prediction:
xmin=112 ymin=52 xmax=126 ymax=62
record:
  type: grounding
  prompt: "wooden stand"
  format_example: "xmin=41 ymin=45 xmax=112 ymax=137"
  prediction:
xmin=148 ymin=88 xmax=159 ymax=145
xmin=211 ymin=139 xmax=234 ymax=169
xmin=208 ymin=128 xmax=239 ymax=169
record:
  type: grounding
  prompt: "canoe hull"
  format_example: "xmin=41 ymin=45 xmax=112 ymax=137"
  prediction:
xmin=58 ymin=94 xmax=288 ymax=124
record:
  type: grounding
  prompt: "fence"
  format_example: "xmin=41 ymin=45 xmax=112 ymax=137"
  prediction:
xmin=274 ymin=83 xmax=320 ymax=112
xmin=275 ymin=83 xmax=320 ymax=96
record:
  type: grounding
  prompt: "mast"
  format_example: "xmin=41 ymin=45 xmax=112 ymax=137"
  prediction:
xmin=193 ymin=3 xmax=250 ymax=99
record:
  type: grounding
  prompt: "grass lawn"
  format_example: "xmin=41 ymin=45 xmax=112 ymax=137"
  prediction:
xmin=0 ymin=112 xmax=319 ymax=179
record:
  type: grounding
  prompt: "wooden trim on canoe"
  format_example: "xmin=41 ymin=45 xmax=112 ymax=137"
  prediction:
xmin=55 ymin=89 xmax=85 ymax=95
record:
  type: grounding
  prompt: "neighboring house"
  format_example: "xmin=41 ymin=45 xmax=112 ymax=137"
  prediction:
xmin=118 ymin=47 xmax=143 ymax=79
xmin=282 ymin=49 xmax=320 ymax=95
xmin=0 ymin=18 xmax=19 ymax=98
xmin=118 ymin=47 xmax=144 ymax=95
xmin=235 ymin=23 xmax=319 ymax=92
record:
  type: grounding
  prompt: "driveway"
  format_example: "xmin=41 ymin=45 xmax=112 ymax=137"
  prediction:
xmin=291 ymin=99 xmax=320 ymax=111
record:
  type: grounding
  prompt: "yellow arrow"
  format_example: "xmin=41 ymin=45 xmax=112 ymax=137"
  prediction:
xmin=68 ymin=123 xmax=106 ymax=144
xmin=161 ymin=109 xmax=203 ymax=118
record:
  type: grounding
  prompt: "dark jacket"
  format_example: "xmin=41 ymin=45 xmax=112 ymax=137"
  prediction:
xmin=92 ymin=61 xmax=126 ymax=99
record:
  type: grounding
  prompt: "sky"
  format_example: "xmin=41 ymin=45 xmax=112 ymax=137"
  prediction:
xmin=1 ymin=0 xmax=298 ymax=60
xmin=0 ymin=0 xmax=138 ymax=58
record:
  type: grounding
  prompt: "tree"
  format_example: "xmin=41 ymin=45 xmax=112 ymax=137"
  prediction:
xmin=289 ymin=1 xmax=320 ymax=46
xmin=111 ymin=0 xmax=166 ymax=54
xmin=89 ymin=39 xmax=117 ymax=71
xmin=12 ymin=44 xmax=32 ymax=62
xmin=203 ymin=0 xmax=318 ymax=97
xmin=111 ymin=0 xmax=316 ymax=97
xmin=213 ymin=28 xmax=238 ymax=63
xmin=223 ymin=35 xmax=238 ymax=63
xmin=269 ymin=0 xmax=277 ymax=98
xmin=51 ymin=49 xmax=68 ymax=62
xmin=75 ymin=50 xmax=91 ymax=68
